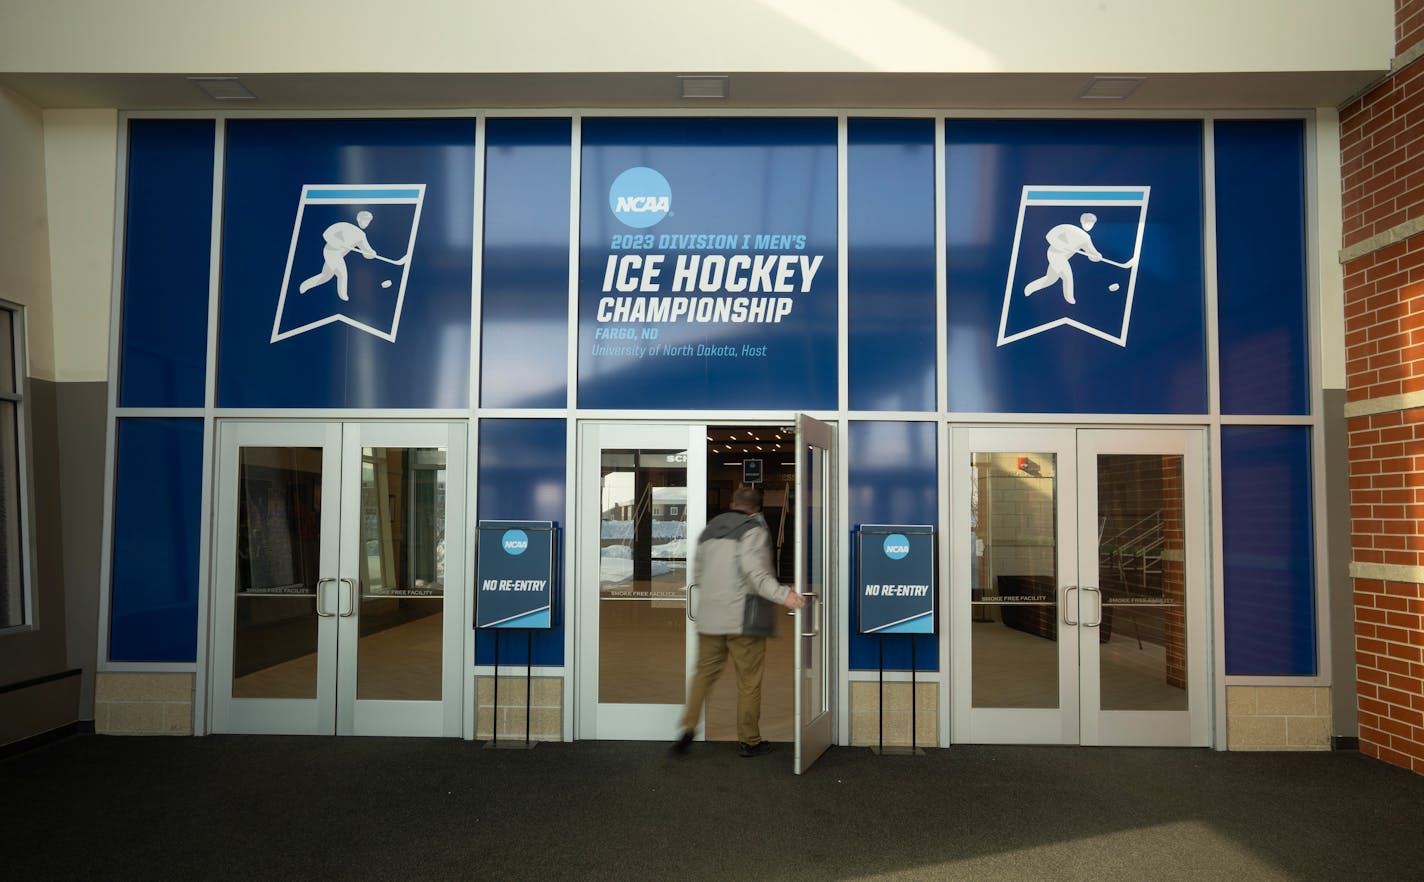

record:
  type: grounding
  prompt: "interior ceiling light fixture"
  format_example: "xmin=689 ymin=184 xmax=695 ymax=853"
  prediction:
xmin=189 ymin=76 xmax=257 ymax=101
xmin=678 ymin=75 xmax=729 ymax=99
xmin=1078 ymin=76 xmax=1144 ymax=100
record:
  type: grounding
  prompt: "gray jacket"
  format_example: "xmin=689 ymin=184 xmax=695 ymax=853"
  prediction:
xmin=692 ymin=511 xmax=789 ymax=636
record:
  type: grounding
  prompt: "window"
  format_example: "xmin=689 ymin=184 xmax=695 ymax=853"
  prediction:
xmin=0 ymin=301 xmax=29 ymax=630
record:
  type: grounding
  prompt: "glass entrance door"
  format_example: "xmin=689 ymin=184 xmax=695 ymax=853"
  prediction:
xmin=210 ymin=421 xmax=466 ymax=736
xmin=577 ymin=424 xmax=706 ymax=739
xmin=949 ymin=427 xmax=1207 ymax=746
xmin=794 ymin=414 xmax=836 ymax=774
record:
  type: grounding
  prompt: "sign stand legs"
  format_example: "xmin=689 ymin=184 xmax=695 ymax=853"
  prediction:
xmin=484 ymin=628 xmax=537 ymax=750
xmin=871 ymin=635 xmax=926 ymax=757
xmin=877 ymin=635 xmax=884 ymax=753
xmin=525 ymin=629 xmax=533 ymax=745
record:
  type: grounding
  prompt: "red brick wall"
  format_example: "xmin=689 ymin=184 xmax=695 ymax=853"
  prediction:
xmin=1340 ymin=61 xmax=1424 ymax=253
xmin=1353 ymin=576 xmax=1424 ymax=771
xmin=1343 ymin=4 xmax=1424 ymax=773
xmin=1342 ymin=240 xmax=1424 ymax=407
xmin=1162 ymin=455 xmax=1187 ymax=690
xmin=1400 ymin=0 xmax=1424 ymax=56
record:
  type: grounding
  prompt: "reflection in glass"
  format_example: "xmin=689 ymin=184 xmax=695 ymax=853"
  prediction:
xmin=232 ymin=447 xmax=323 ymax=699
xmin=357 ymin=447 xmax=446 ymax=702
xmin=970 ymin=452 xmax=1060 ymax=709
xmin=1096 ymin=454 xmax=1188 ymax=711
xmin=598 ymin=449 xmax=688 ymax=704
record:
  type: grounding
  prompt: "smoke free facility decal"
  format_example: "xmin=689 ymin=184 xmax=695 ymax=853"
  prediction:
xmin=591 ymin=166 xmax=826 ymax=361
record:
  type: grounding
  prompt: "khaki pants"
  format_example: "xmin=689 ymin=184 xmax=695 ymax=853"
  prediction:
xmin=680 ymin=634 xmax=767 ymax=745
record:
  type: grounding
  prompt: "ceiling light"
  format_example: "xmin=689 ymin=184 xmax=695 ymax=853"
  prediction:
xmin=679 ymin=75 xmax=729 ymax=99
xmin=1078 ymin=77 xmax=1144 ymax=100
xmin=188 ymin=76 xmax=257 ymax=101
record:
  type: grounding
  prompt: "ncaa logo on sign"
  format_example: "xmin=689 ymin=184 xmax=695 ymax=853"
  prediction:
xmin=609 ymin=167 xmax=671 ymax=228
xmin=502 ymin=529 xmax=529 ymax=556
xmin=884 ymin=534 xmax=910 ymax=561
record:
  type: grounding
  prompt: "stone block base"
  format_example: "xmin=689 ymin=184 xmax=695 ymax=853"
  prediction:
xmin=476 ymin=675 xmax=562 ymax=741
xmin=1227 ymin=685 xmax=1331 ymax=751
xmin=849 ymin=680 xmax=937 ymax=747
xmin=95 ymin=673 xmax=193 ymax=736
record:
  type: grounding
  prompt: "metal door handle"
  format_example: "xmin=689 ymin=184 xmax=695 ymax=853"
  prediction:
xmin=1063 ymin=586 xmax=1078 ymax=626
xmin=687 ymin=582 xmax=697 ymax=622
xmin=799 ymin=591 xmax=819 ymax=637
xmin=315 ymin=578 xmax=336 ymax=617
xmin=1083 ymin=586 xmax=1102 ymax=628
xmin=338 ymin=578 xmax=356 ymax=618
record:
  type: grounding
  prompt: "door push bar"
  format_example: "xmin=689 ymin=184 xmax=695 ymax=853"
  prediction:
xmin=799 ymin=591 xmax=820 ymax=638
xmin=316 ymin=578 xmax=337 ymax=617
xmin=1063 ymin=585 xmax=1104 ymax=627
xmin=1082 ymin=586 xmax=1102 ymax=628
xmin=339 ymin=578 xmax=356 ymax=618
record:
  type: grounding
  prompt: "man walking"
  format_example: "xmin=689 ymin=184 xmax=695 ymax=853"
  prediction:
xmin=673 ymin=485 xmax=805 ymax=757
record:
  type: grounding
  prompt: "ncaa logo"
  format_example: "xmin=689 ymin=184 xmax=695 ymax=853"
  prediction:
xmin=609 ymin=167 xmax=671 ymax=228
xmin=883 ymin=534 xmax=910 ymax=561
xmin=502 ymin=529 xmax=529 ymax=556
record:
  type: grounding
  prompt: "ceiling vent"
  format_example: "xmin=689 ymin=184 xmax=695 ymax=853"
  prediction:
xmin=188 ymin=77 xmax=257 ymax=101
xmin=678 ymin=76 xmax=729 ymax=99
xmin=1078 ymin=77 xmax=1144 ymax=100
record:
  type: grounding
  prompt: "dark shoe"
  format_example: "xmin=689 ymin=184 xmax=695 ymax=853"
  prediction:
xmin=670 ymin=730 xmax=694 ymax=756
xmin=738 ymin=741 xmax=773 ymax=758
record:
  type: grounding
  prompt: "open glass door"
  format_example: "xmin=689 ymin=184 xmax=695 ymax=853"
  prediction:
xmin=794 ymin=414 xmax=836 ymax=774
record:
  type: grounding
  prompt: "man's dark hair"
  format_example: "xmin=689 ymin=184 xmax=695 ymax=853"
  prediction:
xmin=732 ymin=485 xmax=763 ymax=511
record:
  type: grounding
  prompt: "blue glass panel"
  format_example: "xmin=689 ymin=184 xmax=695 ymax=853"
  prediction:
xmin=946 ymin=120 xmax=1207 ymax=414
xmin=475 ymin=418 xmax=566 ymax=665
xmin=217 ymin=118 xmax=475 ymax=408
xmin=847 ymin=421 xmax=939 ymax=670
xmin=1222 ymin=425 xmax=1317 ymax=675
xmin=481 ymin=119 xmax=571 ymax=408
xmin=1216 ymin=120 xmax=1310 ymax=415
xmin=849 ymin=119 xmax=937 ymax=412
xmin=578 ymin=118 xmax=838 ymax=410
xmin=110 ymin=418 xmax=204 ymax=662
xmin=119 ymin=119 xmax=215 ymax=407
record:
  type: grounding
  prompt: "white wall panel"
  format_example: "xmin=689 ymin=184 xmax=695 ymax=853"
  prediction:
xmin=0 ymin=88 xmax=54 ymax=380
xmin=43 ymin=110 xmax=117 ymax=384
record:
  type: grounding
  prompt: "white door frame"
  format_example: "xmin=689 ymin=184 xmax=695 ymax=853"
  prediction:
xmin=948 ymin=426 xmax=1209 ymax=746
xmin=209 ymin=419 xmax=467 ymax=737
xmin=1077 ymin=428 xmax=1208 ymax=747
xmin=575 ymin=422 xmax=706 ymax=740
xmin=794 ymin=413 xmax=837 ymax=773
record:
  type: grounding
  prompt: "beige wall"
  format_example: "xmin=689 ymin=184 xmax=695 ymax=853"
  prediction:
xmin=43 ymin=110 xmax=117 ymax=384
xmin=0 ymin=87 xmax=54 ymax=380
xmin=0 ymin=1 xmax=1394 ymax=76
